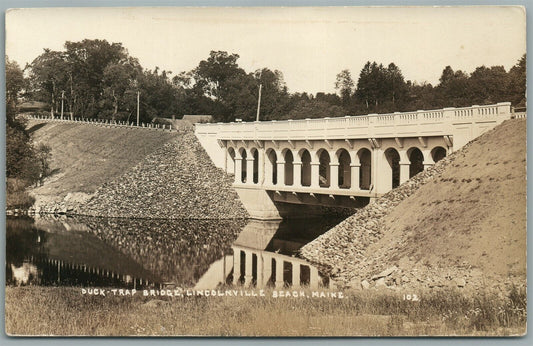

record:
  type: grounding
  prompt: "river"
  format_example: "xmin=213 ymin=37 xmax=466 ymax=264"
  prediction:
xmin=6 ymin=215 xmax=344 ymax=290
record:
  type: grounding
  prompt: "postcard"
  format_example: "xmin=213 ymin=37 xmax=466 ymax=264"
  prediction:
xmin=4 ymin=6 xmax=527 ymax=336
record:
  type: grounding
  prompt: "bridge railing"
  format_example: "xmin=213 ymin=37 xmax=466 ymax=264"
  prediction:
xmin=196 ymin=102 xmax=512 ymax=140
xmin=24 ymin=114 xmax=177 ymax=132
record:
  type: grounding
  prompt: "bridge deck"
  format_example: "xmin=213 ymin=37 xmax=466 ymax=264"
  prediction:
xmin=235 ymin=183 xmax=380 ymax=198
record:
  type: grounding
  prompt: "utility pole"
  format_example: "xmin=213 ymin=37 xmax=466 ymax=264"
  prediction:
xmin=136 ymin=91 xmax=140 ymax=126
xmin=61 ymin=91 xmax=65 ymax=120
xmin=256 ymin=72 xmax=262 ymax=122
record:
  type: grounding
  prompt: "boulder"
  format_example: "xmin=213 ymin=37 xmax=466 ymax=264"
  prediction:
xmin=371 ymin=266 xmax=398 ymax=280
xmin=374 ymin=277 xmax=387 ymax=288
xmin=361 ymin=280 xmax=370 ymax=289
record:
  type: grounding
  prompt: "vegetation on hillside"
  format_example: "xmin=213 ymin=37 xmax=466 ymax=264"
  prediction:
xmin=5 ymin=57 xmax=52 ymax=209
xmin=17 ymin=39 xmax=526 ymax=123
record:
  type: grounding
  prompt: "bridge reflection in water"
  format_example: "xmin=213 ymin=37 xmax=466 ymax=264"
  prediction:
xmin=7 ymin=216 xmax=340 ymax=290
xmin=231 ymin=220 xmax=324 ymax=289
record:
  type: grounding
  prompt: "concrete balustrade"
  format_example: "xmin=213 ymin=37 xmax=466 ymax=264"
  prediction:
xmin=196 ymin=102 xmax=511 ymax=142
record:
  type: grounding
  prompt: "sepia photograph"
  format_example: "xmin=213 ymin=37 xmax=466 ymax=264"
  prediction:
xmin=3 ymin=5 xmax=527 ymax=336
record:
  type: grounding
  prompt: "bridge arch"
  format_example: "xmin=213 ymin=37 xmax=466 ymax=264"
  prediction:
xmin=316 ymin=149 xmax=331 ymax=188
xmin=384 ymin=147 xmax=400 ymax=190
xmin=282 ymin=148 xmax=294 ymax=186
xmin=407 ymin=147 xmax=424 ymax=178
xmin=298 ymin=149 xmax=312 ymax=187
xmin=238 ymin=147 xmax=248 ymax=183
xmin=265 ymin=148 xmax=277 ymax=185
xmin=249 ymin=147 xmax=259 ymax=184
xmin=357 ymin=148 xmax=372 ymax=190
xmin=335 ymin=148 xmax=351 ymax=189
xmin=431 ymin=146 xmax=447 ymax=163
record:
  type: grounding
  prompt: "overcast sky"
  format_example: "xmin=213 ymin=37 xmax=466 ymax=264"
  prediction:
xmin=6 ymin=6 xmax=526 ymax=94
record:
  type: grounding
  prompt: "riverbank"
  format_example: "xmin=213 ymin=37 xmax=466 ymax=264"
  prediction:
xmin=5 ymin=286 xmax=526 ymax=336
xmin=23 ymin=120 xmax=248 ymax=219
xmin=301 ymin=119 xmax=527 ymax=292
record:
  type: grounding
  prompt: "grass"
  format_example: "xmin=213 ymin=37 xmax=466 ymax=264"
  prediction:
xmin=5 ymin=285 xmax=526 ymax=336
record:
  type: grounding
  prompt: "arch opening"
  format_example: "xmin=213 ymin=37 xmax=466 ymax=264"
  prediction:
xmin=358 ymin=148 xmax=372 ymax=190
xmin=431 ymin=146 xmax=447 ymax=163
xmin=384 ymin=148 xmax=400 ymax=189
xmin=300 ymin=150 xmax=312 ymax=187
xmin=408 ymin=148 xmax=424 ymax=178
xmin=318 ymin=150 xmax=330 ymax=188
xmin=266 ymin=149 xmax=278 ymax=185
xmin=252 ymin=149 xmax=259 ymax=184
xmin=239 ymin=149 xmax=247 ymax=183
xmin=337 ymin=149 xmax=351 ymax=189
xmin=284 ymin=150 xmax=294 ymax=186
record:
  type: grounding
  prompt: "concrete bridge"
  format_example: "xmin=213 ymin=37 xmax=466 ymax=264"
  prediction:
xmin=195 ymin=102 xmax=513 ymax=219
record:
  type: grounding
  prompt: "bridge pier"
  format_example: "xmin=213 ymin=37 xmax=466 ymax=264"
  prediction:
xmin=350 ymin=163 xmax=360 ymax=190
xmin=233 ymin=250 xmax=241 ymax=285
xmin=246 ymin=156 xmax=254 ymax=185
xmin=234 ymin=157 xmax=243 ymax=185
xmin=399 ymin=162 xmax=410 ymax=185
xmin=330 ymin=163 xmax=340 ymax=189
xmin=293 ymin=161 xmax=302 ymax=188
xmin=310 ymin=162 xmax=320 ymax=188
xmin=275 ymin=258 xmax=284 ymax=288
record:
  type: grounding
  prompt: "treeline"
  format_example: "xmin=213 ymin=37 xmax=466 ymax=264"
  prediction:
xmin=16 ymin=39 xmax=526 ymax=125
xmin=6 ymin=57 xmax=52 ymax=208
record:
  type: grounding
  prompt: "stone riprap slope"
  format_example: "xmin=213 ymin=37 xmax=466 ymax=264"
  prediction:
xmin=27 ymin=120 xmax=179 ymax=211
xmin=78 ymin=129 xmax=248 ymax=219
xmin=301 ymin=119 xmax=526 ymax=291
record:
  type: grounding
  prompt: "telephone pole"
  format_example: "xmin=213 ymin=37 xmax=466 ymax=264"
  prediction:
xmin=256 ymin=71 xmax=262 ymax=122
xmin=136 ymin=91 xmax=140 ymax=126
xmin=61 ymin=91 xmax=65 ymax=120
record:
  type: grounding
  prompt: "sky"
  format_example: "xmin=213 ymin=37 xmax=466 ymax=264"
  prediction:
xmin=5 ymin=6 xmax=526 ymax=95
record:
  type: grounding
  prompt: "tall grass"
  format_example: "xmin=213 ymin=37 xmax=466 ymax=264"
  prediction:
xmin=5 ymin=285 xmax=526 ymax=336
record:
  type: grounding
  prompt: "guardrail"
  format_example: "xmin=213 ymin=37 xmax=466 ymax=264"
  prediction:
xmin=25 ymin=114 xmax=176 ymax=132
xmin=196 ymin=102 xmax=513 ymax=140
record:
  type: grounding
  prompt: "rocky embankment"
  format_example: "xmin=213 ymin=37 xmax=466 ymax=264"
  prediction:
xmin=27 ymin=120 xmax=248 ymax=219
xmin=301 ymin=119 xmax=526 ymax=292
xmin=77 ymin=131 xmax=248 ymax=219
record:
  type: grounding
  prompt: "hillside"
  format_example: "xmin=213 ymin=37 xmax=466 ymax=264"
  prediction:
xmin=27 ymin=120 xmax=247 ymax=219
xmin=301 ymin=119 xmax=526 ymax=291
xmin=78 ymin=130 xmax=248 ymax=219
xmin=28 ymin=120 xmax=179 ymax=208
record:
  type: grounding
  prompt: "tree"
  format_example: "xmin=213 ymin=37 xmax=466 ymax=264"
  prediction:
xmin=335 ymin=69 xmax=355 ymax=105
xmin=27 ymin=49 xmax=69 ymax=117
xmin=355 ymin=61 xmax=408 ymax=113
xmin=101 ymin=58 xmax=142 ymax=120
xmin=508 ymin=54 xmax=526 ymax=107
xmin=283 ymin=99 xmax=345 ymax=120
xmin=64 ymin=39 xmax=129 ymax=118
xmin=5 ymin=57 xmax=26 ymax=127
xmin=435 ymin=66 xmax=470 ymax=107
xmin=384 ymin=63 xmax=407 ymax=107
xmin=6 ymin=56 xmax=51 ymax=189
xmin=468 ymin=65 xmax=509 ymax=105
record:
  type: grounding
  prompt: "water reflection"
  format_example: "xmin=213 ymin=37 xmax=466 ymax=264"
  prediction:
xmin=6 ymin=215 xmax=343 ymax=289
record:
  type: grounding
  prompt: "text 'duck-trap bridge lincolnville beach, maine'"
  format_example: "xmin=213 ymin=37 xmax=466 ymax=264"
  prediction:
xmin=195 ymin=102 xmax=520 ymax=219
